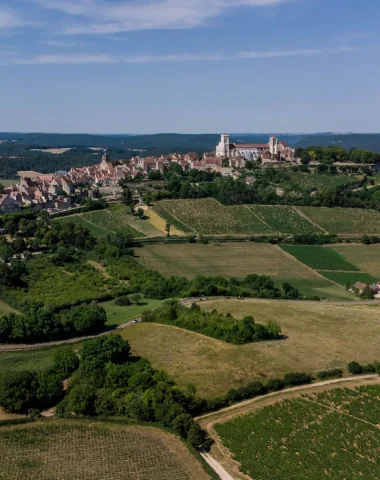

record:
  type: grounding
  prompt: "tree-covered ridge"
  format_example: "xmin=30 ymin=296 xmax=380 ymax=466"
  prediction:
xmin=142 ymin=301 xmax=282 ymax=344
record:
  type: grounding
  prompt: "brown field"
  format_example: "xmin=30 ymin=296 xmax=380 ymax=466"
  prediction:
xmin=31 ymin=148 xmax=72 ymax=154
xmin=121 ymin=299 xmax=380 ymax=398
xmin=0 ymin=420 xmax=210 ymax=480
xmin=332 ymin=244 xmax=380 ymax=278
xmin=17 ymin=170 xmax=44 ymax=178
xmin=144 ymin=208 xmax=185 ymax=236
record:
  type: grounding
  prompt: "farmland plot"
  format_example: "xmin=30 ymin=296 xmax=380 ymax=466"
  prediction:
xmin=281 ymin=246 xmax=360 ymax=271
xmin=0 ymin=420 xmax=210 ymax=480
xmin=331 ymin=244 xmax=380 ymax=277
xmin=247 ymin=205 xmax=322 ymax=234
xmin=299 ymin=206 xmax=380 ymax=234
xmin=215 ymin=386 xmax=380 ymax=480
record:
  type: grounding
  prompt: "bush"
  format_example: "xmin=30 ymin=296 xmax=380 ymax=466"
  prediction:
xmin=317 ymin=369 xmax=343 ymax=380
xmin=0 ymin=371 xmax=37 ymax=413
xmin=348 ymin=361 xmax=363 ymax=375
xmin=266 ymin=378 xmax=285 ymax=392
xmin=114 ymin=296 xmax=131 ymax=306
xmin=53 ymin=347 xmax=80 ymax=377
xmin=283 ymin=372 xmax=312 ymax=387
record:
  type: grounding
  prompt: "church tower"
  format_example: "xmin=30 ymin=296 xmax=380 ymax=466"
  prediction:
xmin=216 ymin=134 xmax=230 ymax=158
xmin=269 ymin=136 xmax=278 ymax=156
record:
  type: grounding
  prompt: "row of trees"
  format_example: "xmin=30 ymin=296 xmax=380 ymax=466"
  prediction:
xmin=0 ymin=304 xmax=107 ymax=343
xmin=296 ymin=146 xmax=380 ymax=165
xmin=142 ymin=301 xmax=282 ymax=345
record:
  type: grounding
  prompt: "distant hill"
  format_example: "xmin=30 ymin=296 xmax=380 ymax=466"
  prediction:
xmin=1 ymin=132 xmax=380 ymax=152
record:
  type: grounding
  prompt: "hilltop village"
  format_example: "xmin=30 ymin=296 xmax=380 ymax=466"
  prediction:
xmin=0 ymin=135 xmax=297 ymax=213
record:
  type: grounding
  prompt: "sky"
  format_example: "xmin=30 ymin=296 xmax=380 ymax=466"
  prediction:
xmin=0 ymin=0 xmax=379 ymax=134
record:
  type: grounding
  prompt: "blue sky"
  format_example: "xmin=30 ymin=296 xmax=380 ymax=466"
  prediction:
xmin=0 ymin=0 xmax=379 ymax=133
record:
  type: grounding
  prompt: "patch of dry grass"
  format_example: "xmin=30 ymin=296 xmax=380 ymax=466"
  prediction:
xmin=332 ymin=244 xmax=380 ymax=278
xmin=121 ymin=299 xmax=380 ymax=398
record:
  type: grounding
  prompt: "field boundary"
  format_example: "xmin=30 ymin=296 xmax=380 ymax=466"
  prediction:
xmin=196 ymin=375 xmax=380 ymax=480
xmin=293 ymin=206 xmax=328 ymax=233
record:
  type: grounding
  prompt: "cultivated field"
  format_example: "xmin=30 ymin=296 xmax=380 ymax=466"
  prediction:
xmin=286 ymin=171 xmax=362 ymax=190
xmin=299 ymin=206 xmax=380 ymax=234
xmin=56 ymin=205 xmax=162 ymax=238
xmin=281 ymin=245 xmax=360 ymax=271
xmin=154 ymin=199 xmax=380 ymax=236
xmin=0 ymin=179 xmax=17 ymax=187
xmin=0 ymin=346 xmax=63 ymax=372
xmin=121 ymin=299 xmax=380 ymax=397
xmin=246 ymin=205 xmax=322 ymax=234
xmin=136 ymin=242 xmax=326 ymax=281
xmin=30 ymin=148 xmax=72 ymax=154
xmin=215 ymin=384 xmax=380 ymax=480
xmin=332 ymin=244 xmax=380 ymax=277
xmin=321 ymin=271 xmax=378 ymax=286
xmin=155 ymin=199 xmax=322 ymax=235
xmin=0 ymin=420 xmax=210 ymax=480
xmin=144 ymin=207 xmax=185 ymax=236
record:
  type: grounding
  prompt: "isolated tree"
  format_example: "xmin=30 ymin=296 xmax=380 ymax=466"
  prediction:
xmin=137 ymin=208 xmax=144 ymax=220
xmin=122 ymin=186 xmax=133 ymax=206
xmin=165 ymin=223 xmax=171 ymax=237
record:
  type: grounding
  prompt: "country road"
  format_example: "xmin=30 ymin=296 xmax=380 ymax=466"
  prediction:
xmin=0 ymin=298 xmax=196 ymax=352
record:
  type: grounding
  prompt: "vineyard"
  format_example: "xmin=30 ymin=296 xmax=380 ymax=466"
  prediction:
xmin=299 ymin=206 xmax=380 ymax=234
xmin=286 ymin=171 xmax=362 ymax=191
xmin=215 ymin=384 xmax=380 ymax=480
xmin=0 ymin=420 xmax=210 ymax=480
xmin=154 ymin=199 xmax=380 ymax=236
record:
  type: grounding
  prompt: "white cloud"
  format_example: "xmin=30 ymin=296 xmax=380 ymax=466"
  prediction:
xmin=0 ymin=9 xmax=24 ymax=30
xmin=39 ymin=40 xmax=76 ymax=48
xmin=30 ymin=0 xmax=291 ymax=34
xmin=8 ymin=46 xmax=355 ymax=65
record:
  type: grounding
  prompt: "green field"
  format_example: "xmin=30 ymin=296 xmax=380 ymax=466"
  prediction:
xmin=321 ymin=271 xmax=378 ymax=286
xmin=215 ymin=385 xmax=380 ymax=480
xmin=0 ymin=179 xmax=17 ymax=187
xmin=101 ymin=298 xmax=166 ymax=326
xmin=0 ymin=346 xmax=63 ymax=373
xmin=331 ymin=244 xmax=380 ymax=278
xmin=121 ymin=299 xmax=380 ymax=397
xmin=246 ymin=205 xmax=322 ymax=234
xmin=299 ymin=206 xmax=380 ymax=234
xmin=0 ymin=420 xmax=210 ymax=480
xmin=281 ymin=245 xmax=360 ymax=271
xmin=56 ymin=205 xmax=163 ymax=238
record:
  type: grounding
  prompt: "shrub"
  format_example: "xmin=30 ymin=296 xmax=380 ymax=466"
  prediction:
xmin=53 ymin=347 xmax=80 ymax=377
xmin=348 ymin=361 xmax=363 ymax=375
xmin=266 ymin=378 xmax=285 ymax=391
xmin=283 ymin=372 xmax=312 ymax=387
xmin=0 ymin=371 xmax=37 ymax=413
xmin=317 ymin=369 xmax=343 ymax=380
xmin=115 ymin=296 xmax=131 ymax=306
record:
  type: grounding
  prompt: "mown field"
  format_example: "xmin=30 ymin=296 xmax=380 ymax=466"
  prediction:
xmin=0 ymin=420 xmax=210 ymax=480
xmin=121 ymin=299 xmax=380 ymax=397
xmin=321 ymin=271 xmax=378 ymax=286
xmin=56 ymin=205 xmax=164 ymax=238
xmin=299 ymin=206 xmax=380 ymax=234
xmin=215 ymin=384 xmax=380 ymax=480
xmin=331 ymin=244 xmax=380 ymax=277
xmin=0 ymin=346 xmax=65 ymax=373
xmin=281 ymin=245 xmax=360 ymax=271
xmin=136 ymin=242 xmax=345 ymax=297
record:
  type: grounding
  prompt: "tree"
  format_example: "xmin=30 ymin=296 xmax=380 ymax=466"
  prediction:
xmin=0 ymin=371 xmax=37 ymax=413
xmin=53 ymin=347 xmax=80 ymax=377
xmin=122 ymin=186 xmax=134 ymax=206
xmin=137 ymin=208 xmax=144 ymax=220
xmin=129 ymin=293 xmax=143 ymax=305
xmin=13 ymin=237 xmax=26 ymax=254
xmin=348 ymin=361 xmax=363 ymax=374
xmin=165 ymin=223 xmax=171 ymax=237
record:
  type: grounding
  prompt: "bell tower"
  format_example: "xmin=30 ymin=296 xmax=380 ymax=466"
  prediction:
xmin=269 ymin=136 xmax=278 ymax=156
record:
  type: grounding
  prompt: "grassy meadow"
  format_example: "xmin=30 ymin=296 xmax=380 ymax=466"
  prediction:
xmin=121 ymin=299 xmax=380 ymax=397
xmin=321 ymin=271 xmax=378 ymax=286
xmin=0 ymin=346 xmax=64 ymax=373
xmin=101 ymin=298 xmax=166 ymax=326
xmin=281 ymin=245 xmax=360 ymax=271
xmin=0 ymin=420 xmax=210 ymax=480
xmin=215 ymin=384 xmax=380 ymax=480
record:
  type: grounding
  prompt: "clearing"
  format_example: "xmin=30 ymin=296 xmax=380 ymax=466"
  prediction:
xmin=100 ymin=298 xmax=166 ymax=326
xmin=30 ymin=148 xmax=72 ymax=154
xmin=135 ymin=242 xmax=350 ymax=299
xmin=214 ymin=383 xmax=380 ymax=480
xmin=121 ymin=298 xmax=380 ymax=398
xmin=0 ymin=419 xmax=210 ymax=480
